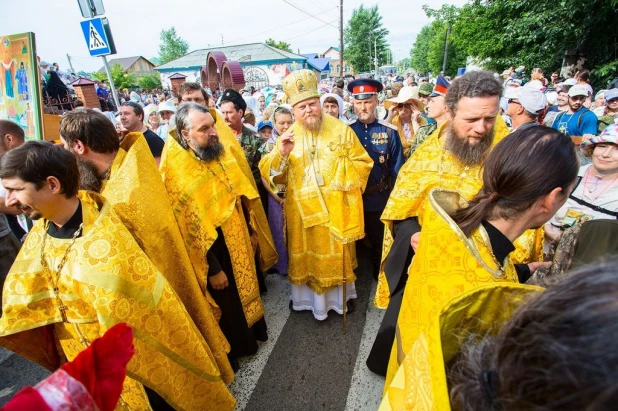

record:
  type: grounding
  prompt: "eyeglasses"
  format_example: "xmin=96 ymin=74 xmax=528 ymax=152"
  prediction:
xmin=507 ymin=99 xmax=521 ymax=105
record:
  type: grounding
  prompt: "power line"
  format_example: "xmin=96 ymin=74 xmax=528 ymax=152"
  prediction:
xmin=283 ymin=20 xmax=338 ymax=42
xmin=281 ymin=0 xmax=338 ymax=29
xmin=224 ymin=7 xmax=338 ymax=45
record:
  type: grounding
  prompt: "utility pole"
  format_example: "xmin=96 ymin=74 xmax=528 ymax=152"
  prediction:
xmin=339 ymin=0 xmax=344 ymax=77
xmin=442 ymin=24 xmax=452 ymax=74
xmin=374 ymin=37 xmax=378 ymax=75
xmin=66 ymin=54 xmax=76 ymax=74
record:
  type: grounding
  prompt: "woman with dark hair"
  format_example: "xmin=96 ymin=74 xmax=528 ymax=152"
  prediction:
xmin=381 ymin=258 xmax=618 ymax=411
xmin=383 ymin=126 xmax=579 ymax=387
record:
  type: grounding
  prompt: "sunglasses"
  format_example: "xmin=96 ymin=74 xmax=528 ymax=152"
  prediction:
xmin=397 ymin=103 xmax=413 ymax=109
xmin=507 ymin=99 xmax=521 ymax=105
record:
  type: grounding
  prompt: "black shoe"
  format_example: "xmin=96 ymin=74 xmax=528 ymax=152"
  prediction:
xmin=346 ymin=299 xmax=355 ymax=314
xmin=289 ymin=300 xmax=294 ymax=311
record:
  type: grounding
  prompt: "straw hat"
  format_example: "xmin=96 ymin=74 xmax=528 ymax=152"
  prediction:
xmin=384 ymin=86 xmax=425 ymax=111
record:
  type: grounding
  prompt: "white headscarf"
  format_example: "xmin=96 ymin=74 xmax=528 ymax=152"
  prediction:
xmin=243 ymin=95 xmax=261 ymax=117
xmin=320 ymin=93 xmax=345 ymax=120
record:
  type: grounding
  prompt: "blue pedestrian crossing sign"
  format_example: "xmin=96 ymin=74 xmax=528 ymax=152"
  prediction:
xmin=80 ymin=17 xmax=116 ymax=56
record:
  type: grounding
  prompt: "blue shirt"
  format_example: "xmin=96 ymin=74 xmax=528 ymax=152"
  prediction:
xmin=349 ymin=118 xmax=405 ymax=212
xmin=550 ymin=107 xmax=598 ymax=136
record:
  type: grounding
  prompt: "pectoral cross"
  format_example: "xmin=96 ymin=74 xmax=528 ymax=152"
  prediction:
xmin=59 ymin=304 xmax=69 ymax=322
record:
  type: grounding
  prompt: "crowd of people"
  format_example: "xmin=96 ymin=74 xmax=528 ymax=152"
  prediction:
xmin=0 ymin=63 xmax=617 ymax=410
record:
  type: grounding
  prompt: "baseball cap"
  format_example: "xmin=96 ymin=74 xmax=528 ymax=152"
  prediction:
xmin=563 ymin=78 xmax=578 ymax=86
xmin=568 ymin=84 xmax=589 ymax=97
xmin=605 ymin=88 xmax=618 ymax=102
xmin=257 ymin=120 xmax=273 ymax=131
xmin=515 ymin=87 xmax=547 ymax=114
xmin=418 ymin=82 xmax=433 ymax=96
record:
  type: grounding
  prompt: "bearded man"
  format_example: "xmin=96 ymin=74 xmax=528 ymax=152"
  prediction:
xmin=58 ymin=109 xmax=235 ymax=381
xmin=161 ymin=102 xmax=269 ymax=363
xmin=177 ymin=83 xmax=277 ymax=292
xmin=259 ymin=70 xmax=373 ymax=320
xmin=367 ymin=71 xmax=545 ymax=377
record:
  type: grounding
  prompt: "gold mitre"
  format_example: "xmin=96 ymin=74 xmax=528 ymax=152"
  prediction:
xmin=282 ymin=69 xmax=319 ymax=106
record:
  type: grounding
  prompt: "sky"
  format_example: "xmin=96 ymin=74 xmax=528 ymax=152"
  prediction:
xmin=0 ymin=0 xmax=467 ymax=73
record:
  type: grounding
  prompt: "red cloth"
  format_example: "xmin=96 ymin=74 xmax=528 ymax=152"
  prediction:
xmin=61 ymin=323 xmax=134 ymax=411
xmin=2 ymin=323 xmax=134 ymax=411
xmin=2 ymin=387 xmax=51 ymax=411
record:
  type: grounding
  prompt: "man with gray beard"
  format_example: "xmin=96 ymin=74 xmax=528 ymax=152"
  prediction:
xmin=368 ymin=70 xmax=540 ymax=377
xmin=161 ymin=103 xmax=271 ymax=364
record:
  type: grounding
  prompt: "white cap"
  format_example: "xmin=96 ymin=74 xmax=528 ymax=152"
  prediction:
xmin=158 ymin=100 xmax=177 ymax=113
xmin=512 ymin=87 xmax=547 ymax=114
xmin=568 ymin=84 xmax=589 ymax=97
xmin=563 ymin=78 xmax=578 ymax=86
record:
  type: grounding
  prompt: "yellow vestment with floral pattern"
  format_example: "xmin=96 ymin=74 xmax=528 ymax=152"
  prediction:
xmin=380 ymin=283 xmax=543 ymax=411
xmin=169 ymin=109 xmax=278 ymax=272
xmin=375 ymin=118 xmax=544 ymax=309
xmin=259 ymin=114 xmax=373 ymax=293
xmin=0 ymin=192 xmax=235 ymax=411
xmin=160 ymin=137 xmax=265 ymax=327
xmin=384 ymin=189 xmax=520 ymax=388
xmin=101 ymin=132 xmax=233 ymax=383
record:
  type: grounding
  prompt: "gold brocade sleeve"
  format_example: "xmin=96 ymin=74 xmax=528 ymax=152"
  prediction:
xmin=102 ymin=133 xmax=234 ymax=384
xmin=0 ymin=192 xmax=236 ymax=411
xmin=327 ymin=122 xmax=373 ymax=243
xmin=380 ymin=284 xmax=543 ymax=411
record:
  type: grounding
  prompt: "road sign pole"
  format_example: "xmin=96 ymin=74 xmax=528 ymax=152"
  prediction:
xmin=101 ymin=55 xmax=120 ymax=111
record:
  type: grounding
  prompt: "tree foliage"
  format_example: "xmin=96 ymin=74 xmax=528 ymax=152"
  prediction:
xmin=424 ymin=0 xmax=618 ymax=89
xmin=92 ymin=63 xmax=137 ymax=90
xmin=138 ymin=73 xmax=163 ymax=90
xmin=158 ymin=27 xmax=189 ymax=64
xmin=344 ymin=5 xmax=390 ymax=73
xmin=410 ymin=25 xmax=434 ymax=74
xmin=265 ymin=38 xmax=293 ymax=53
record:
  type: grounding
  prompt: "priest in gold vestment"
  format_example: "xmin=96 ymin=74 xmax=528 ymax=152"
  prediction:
xmin=0 ymin=141 xmax=236 ymax=410
xmin=383 ymin=126 xmax=578 ymax=389
xmin=366 ymin=71 xmax=545 ymax=377
xmin=59 ymin=109 xmax=234 ymax=384
xmin=175 ymin=82 xmax=278 ymax=287
xmin=161 ymin=102 xmax=270 ymax=363
xmin=259 ymin=70 xmax=373 ymax=320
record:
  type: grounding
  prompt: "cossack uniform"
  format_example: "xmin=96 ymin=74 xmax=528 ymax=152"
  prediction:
xmin=347 ymin=78 xmax=405 ymax=278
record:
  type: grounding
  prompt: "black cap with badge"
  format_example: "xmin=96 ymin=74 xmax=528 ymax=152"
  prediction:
xmin=220 ymin=88 xmax=247 ymax=112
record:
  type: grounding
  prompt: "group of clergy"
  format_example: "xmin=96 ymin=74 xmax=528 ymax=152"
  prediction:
xmin=0 ymin=67 xmax=565 ymax=410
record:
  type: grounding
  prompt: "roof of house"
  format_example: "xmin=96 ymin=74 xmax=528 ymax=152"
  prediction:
xmin=306 ymin=58 xmax=331 ymax=72
xmin=97 ymin=56 xmax=155 ymax=73
xmin=325 ymin=46 xmax=340 ymax=53
xmin=155 ymin=43 xmax=307 ymax=71
xmin=168 ymin=72 xmax=188 ymax=79
xmin=300 ymin=53 xmax=319 ymax=59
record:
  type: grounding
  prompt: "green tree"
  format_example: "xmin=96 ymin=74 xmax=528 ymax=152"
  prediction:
xmin=426 ymin=21 xmax=467 ymax=77
xmin=158 ymin=27 xmax=189 ymax=64
xmin=92 ymin=63 xmax=137 ymax=90
xmin=397 ymin=58 xmax=411 ymax=73
xmin=425 ymin=0 xmax=618 ymax=89
xmin=265 ymin=38 xmax=293 ymax=53
xmin=410 ymin=25 xmax=434 ymax=74
xmin=138 ymin=73 xmax=163 ymax=90
xmin=344 ymin=5 xmax=390 ymax=73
